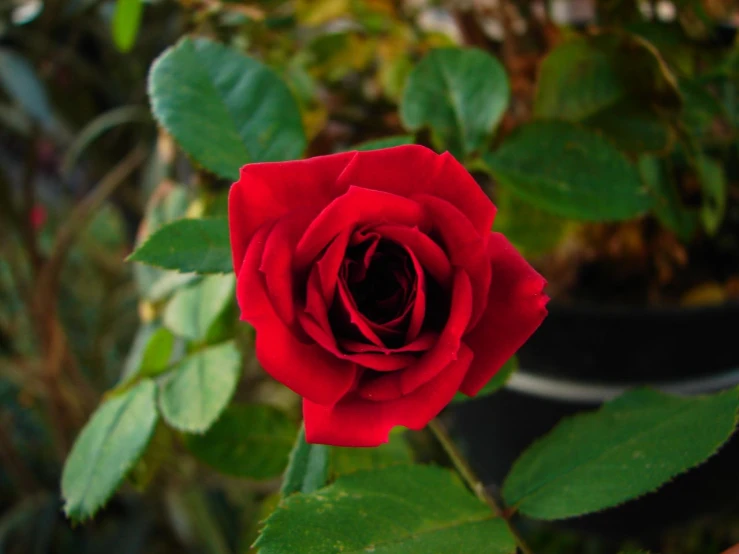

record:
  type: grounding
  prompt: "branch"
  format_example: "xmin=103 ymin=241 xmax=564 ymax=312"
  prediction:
xmin=428 ymin=418 xmax=534 ymax=554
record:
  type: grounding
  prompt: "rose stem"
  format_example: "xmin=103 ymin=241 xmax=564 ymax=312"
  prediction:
xmin=428 ymin=418 xmax=534 ymax=554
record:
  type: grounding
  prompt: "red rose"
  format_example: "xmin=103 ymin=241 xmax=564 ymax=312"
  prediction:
xmin=229 ymin=145 xmax=548 ymax=447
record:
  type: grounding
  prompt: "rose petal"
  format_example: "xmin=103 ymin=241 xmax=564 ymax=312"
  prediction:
xmin=294 ymin=186 xmax=425 ymax=273
xmin=357 ymin=271 xmax=473 ymax=400
xmin=260 ymin=209 xmax=315 ymax=325
xmin=339 ymin=331 xmax=436 ymax=354
xmin=373 ymin=224 xmax=453 ymax=289
xmin=404 ymin=243 xmax=426 ymax=342
xmin=335 ymin=146 xmax=495 ymax=235
xmin=431 ymin=152 xmax=496 ymax=234
xmin=316 ymin=227 xmax=353 ymax=305
xmin=304 ymin=344 xmax=473 ymax=447
xmin=459 ymin=232 xmax=548 ymax=396
xmin=237 ymin=223 xmax=357 ymax=406
xmin=298 ymin=311 xmax=417 ymax=371
xmin=335 ymin=277 xmax=385 ymax=347
xmin=229 ymin=151 xmax=356 ymax=275
xmin=413 ymin=194 xmax=491 ymax=328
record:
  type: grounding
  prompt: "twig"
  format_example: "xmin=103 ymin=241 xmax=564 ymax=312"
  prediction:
xmin=428 ymin=418 xmax=534 ymax=554
xmin=20 ymin=129 xmax=42 ymax=273
xmin=36 ymin=145 xmax=148 ymax=300
xmin=30 ymin=145 xmax=148 ymax=453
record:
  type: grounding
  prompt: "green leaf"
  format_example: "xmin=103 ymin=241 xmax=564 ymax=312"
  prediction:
xmin=491 ymin=190 xmax=572 ymax=257
xmin=485 ymin=121 xmax=652 ymax=221
xmin=281 ymin=425 xmax=330 ymax=496
xmin=112 ymin=0 xmax=143 ymax=53
xmin=638 ymin=156 xmax=696 ymax=241
xmin=582 ymin=100 xmax=672 ymax=154
xmin=163 ymin=274 xmax=235 ymax=341
xmin=256 ymin=465 xmax=517 ymax=554
xmin=534 ymin=37 xmax=624 ymax=120
xmin=680 ymin=78 xmax=725 ymax=139
xmin=331 ymin=431 xmax=412 ymax=477
xmin=139 ymin=327 xmax=176 ymax=376
xmin=121 ymin=324 xmax=176 ymax=382
xmin=353 ymin=135 xmax=414 ymax=151
xmin=148 ymin=37 xmax=306 ymax=179
xmin=452 ymin=356 xmax=518 ymax=404
xmin=128 ymin=217 xmax=231 ymax=274
xmin=158 ymin=341 xmax=241 ymax=433
xmin=61 ymin=380 xmax=159 ymax=521
xmin=535 ymin=33 xmax=682 ymax=126
xmin=133 ymin=184 xmax=192 ymax=298
xmin=400 ymin=47 xmax=509 ymax=159
xmin=502 ymin=388 xmax=739 ymax=520
xmin=696 ymin=155 xmax=726 ymax=236
xmin=0 ymin=48 xmax=54 ymax=129
xmin=185 ymin=404 xmax=297 ymax=480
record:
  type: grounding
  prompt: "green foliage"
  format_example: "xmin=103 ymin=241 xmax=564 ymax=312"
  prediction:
xmin=256 ymin=465 xmax=517 ymax=554
xmin=158 ymin=341 xmax=242 ymax=433
xmin=112 ymin=0 xmax=143 ymax=53
xmin=163 ymin=274 xmax=235 ymax=341
xmin=452 ymin=356 xmax=519 ymax=403
xmin=148 ymin=37 xmax=306 ymax=179
xmin=502 ymin=388 xmax=739 ymax=520
xmin=128 ymin=218 xmax=231 ymax=274
xmin=61 ymin=380 xmax=159 ymax=522
xmin=281 ymin=427 xmax=413 ymax=497
xmin=281 ymin=425 xmax=330 ymax=496
xmin=535 ymin=37 xmax=624 ymax=120
xmin=485 ymin=121 xmax=652 ymax=221
xmin=353 ymin=135 xmax=414 ymax=151
xmin=138 ymin=327 xmax=176 ymax=376
xmin=330 ymin=431 xmax=413 ymax=476
xmin=638 ymin=156 xmax=697 ymax=241
xmin=132 ymin=185 xmax=193 ymax=299
xmin=185 ymin=404 xmax=297 ymax=479
xmin=0 ymin=48 xmax=54 ymax=130
xmin=400 ymin=48 xmax=509 ymax=159
xmin=582 ymin=100 xmax=672 ymax=154
xmin=535 ymin=33 xmax=680 ymax=154
xmin=121 ymin=324 xmax=176 ymax=382
xmin=695 ymin=155 xmax=727 ymax=235
xmin=679 ymin=78 xmax=726 ymax=139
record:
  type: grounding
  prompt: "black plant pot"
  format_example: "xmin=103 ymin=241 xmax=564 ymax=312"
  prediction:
xmin=448 ymin=301 xmax=739 ymax=540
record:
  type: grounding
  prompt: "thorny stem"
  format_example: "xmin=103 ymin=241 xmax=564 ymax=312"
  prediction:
xmin=428 ymin=418 xmax=534 ymax=554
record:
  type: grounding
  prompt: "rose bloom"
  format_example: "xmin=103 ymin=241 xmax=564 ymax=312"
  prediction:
xmin=229 ymin=145 xmax=548 ymax=447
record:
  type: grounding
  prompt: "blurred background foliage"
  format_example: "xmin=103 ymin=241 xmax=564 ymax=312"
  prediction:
xmin=0 ymin=0 xmax=737 ymax=552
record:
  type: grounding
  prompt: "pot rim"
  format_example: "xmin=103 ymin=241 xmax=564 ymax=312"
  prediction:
xmin=507 ymin=367 xmax=739 ymax=403
xmin=545 ymin=299 xmax=739 ymax=318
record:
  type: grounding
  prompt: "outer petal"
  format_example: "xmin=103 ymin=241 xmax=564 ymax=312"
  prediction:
xmin=431 ymin=152 xmax=496 ymax=234
xmin=304 ymin=344 xmax=473 ymax=447
xmin=229 ymin=151 xmax=356 ymax=275
xmin=260 ymin=209 xmax=316 ymax=326
xmin=237 ymin=223 xmax=357 ymax=406
xmin=335 ymin=146 xmax=495 ymax=235
xmin=459 ymin=232 xmax=548 ymax=396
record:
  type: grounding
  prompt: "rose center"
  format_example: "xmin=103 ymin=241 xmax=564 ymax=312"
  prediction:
xmin=343 ymin=238 xmax=414 ymax=324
